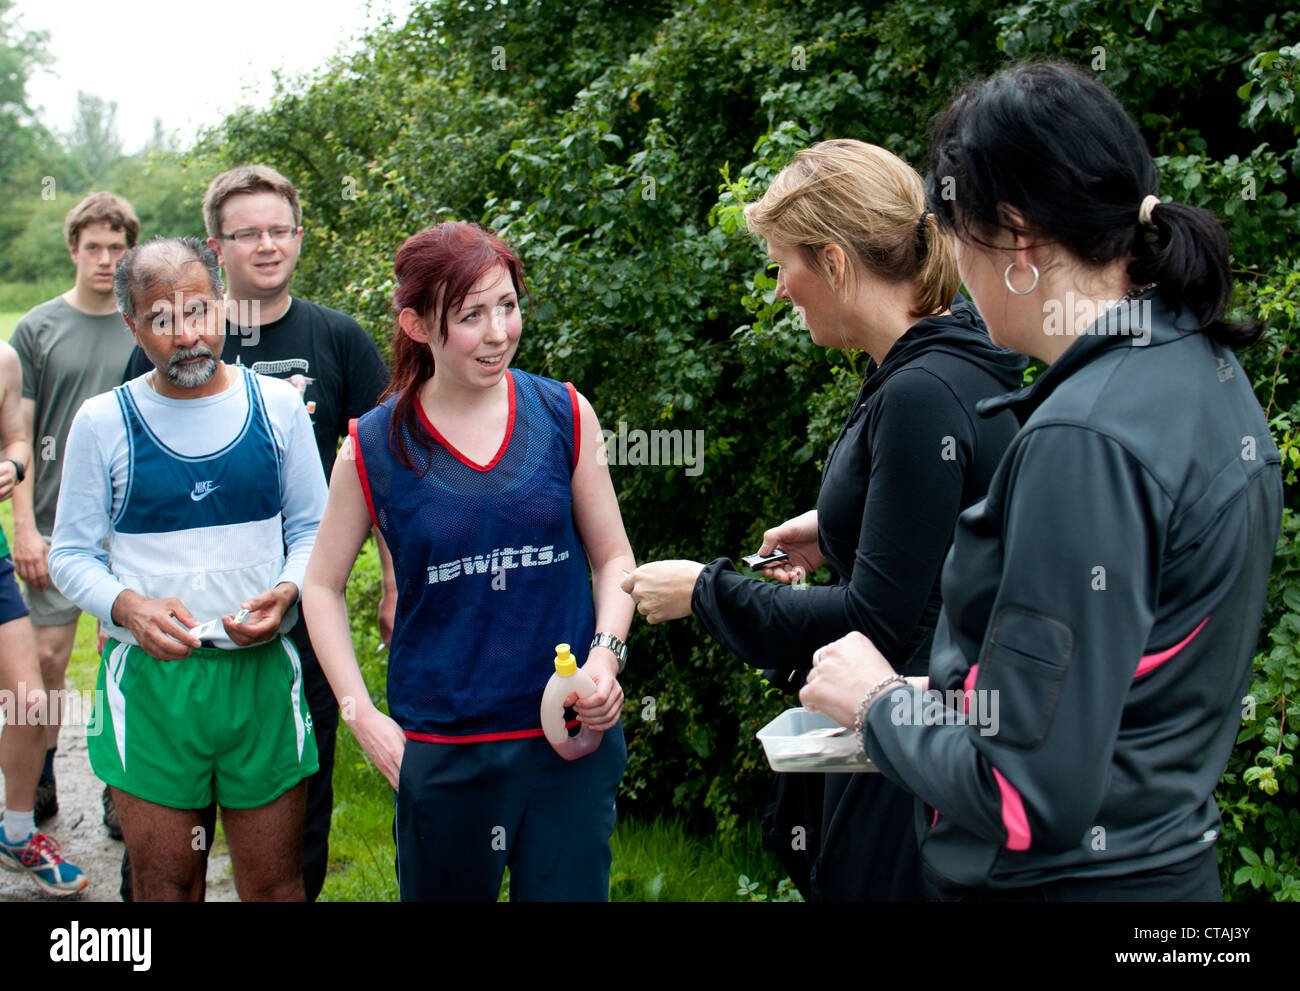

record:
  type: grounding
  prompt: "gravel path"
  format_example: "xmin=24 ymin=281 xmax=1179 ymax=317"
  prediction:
xmin=0 ymin=708 xmax=237 ymax=902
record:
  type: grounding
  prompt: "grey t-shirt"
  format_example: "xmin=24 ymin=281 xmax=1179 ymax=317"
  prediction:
xmin=10 ymin=296 xmax=137 ymax=536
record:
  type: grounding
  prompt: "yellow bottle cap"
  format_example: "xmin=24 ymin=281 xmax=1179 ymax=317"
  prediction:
xmin=554 ymin=643 xmax=577 ymax=676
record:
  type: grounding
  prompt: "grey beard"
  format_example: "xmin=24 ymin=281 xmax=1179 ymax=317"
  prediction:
xmin=167 ymin=347 xmax=217 ymax=388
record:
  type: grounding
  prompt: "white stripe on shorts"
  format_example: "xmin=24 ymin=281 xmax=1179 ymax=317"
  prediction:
xmin=105 ymin=641 xmax=130 ymax=772
xmin=280 ymin=636 xmax=307 ymax=761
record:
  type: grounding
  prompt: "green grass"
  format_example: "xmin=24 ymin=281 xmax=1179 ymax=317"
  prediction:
xmin=0 ymin=312 xmax=22 ymax=343
xmin=609 ymin=816 xmax=798 ymax=902
xmin=0 ymin=280 xmax=65 ymax=315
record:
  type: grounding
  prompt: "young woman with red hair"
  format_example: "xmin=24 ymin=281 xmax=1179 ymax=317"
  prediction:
xmin=302 ymin=222 xmax=634 ymax=901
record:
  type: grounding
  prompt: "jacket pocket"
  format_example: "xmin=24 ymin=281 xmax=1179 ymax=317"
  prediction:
xmin=976 ymin=605 xmax=1074 ymax=750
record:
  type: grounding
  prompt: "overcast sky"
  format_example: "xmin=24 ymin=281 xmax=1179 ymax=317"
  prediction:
xmin=15 ymin=0 xmax=417 ymax=152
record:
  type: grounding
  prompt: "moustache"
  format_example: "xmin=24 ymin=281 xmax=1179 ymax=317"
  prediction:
xmin=169 ymin=346 xmax=214 ymax=369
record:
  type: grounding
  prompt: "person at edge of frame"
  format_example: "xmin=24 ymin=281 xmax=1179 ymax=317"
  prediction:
xmin=0 ymin=334 xmax=88 ymax=896
xmin=9 ymin=192 xmax=141 ymax=832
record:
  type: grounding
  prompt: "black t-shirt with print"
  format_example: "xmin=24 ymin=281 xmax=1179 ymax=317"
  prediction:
xmin=124 ymin=296 xmax=390 ymax=480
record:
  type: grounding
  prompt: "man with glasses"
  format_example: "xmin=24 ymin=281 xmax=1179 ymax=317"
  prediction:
xmin=122 ymin=166 xmax=391 ymax=901
xmin=10 ymin=192 xmax=140 ymax=832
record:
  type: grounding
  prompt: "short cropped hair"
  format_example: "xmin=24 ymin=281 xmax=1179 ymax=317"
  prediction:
xmin=113 ymin=236 xmax=224 ymax=321
xmin=64 ymin=192 xmax=140 ymax=250
xmin=202 ymin=165 xmax=302 ymax=239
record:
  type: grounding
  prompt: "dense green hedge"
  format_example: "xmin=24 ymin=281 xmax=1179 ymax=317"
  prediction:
xmin=201 ymin=0 xmax=1299 ymax=898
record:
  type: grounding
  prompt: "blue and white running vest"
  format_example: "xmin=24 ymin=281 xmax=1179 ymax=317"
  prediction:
xmin=104 ymin=367 xmax=292 ymax=648
xmin=352 ymin=369 xmax=596 ymax=739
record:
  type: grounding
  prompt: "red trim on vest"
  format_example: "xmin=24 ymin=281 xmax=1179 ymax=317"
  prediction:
xmin=1134 ymin=616 xmax=1209 ymax=678
xmin=413 ymin=370 xmax=516 ymax=472
xmin=349 ymin=418 xmax=378 ymax=528
xmin=405 ymin=717 xmax=580 ymax=744
xmin=565 ymin=381 xmax=580 ymax=472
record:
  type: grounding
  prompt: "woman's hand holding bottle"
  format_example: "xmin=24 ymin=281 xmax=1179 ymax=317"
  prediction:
xmin=570 ymin=648 xmax=624 ymax=731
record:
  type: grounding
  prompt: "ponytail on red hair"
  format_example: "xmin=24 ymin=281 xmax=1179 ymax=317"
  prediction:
xmin=383 ymin=222 xmax=530 ymax=470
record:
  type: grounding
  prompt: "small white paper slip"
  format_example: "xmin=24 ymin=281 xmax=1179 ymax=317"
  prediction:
xmin=187 ymin=617 xmax=226 ymax=642
xmin=187 ymin=608 xmax=249 ymax=646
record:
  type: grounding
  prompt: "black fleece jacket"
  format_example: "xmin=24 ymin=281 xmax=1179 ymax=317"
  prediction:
xmin=864 ymin=292 xmax=1283 ymax=889
xmin=692 ymin=295 xmax=1027 ymax=682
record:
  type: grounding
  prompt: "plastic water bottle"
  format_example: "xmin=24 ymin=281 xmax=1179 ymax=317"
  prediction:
xmin=540 ymin=643 xmax=604 ymax=761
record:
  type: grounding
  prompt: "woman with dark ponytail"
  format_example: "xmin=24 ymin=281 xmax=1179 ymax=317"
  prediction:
xmin=302 ymin=222 xmax=634 ymax=901
xmin=802 ymin=63 xmax=1282 ymax=900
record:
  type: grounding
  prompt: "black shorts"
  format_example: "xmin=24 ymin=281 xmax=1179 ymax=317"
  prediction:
xmin=0 ymin=556 xmax=31 ymax=626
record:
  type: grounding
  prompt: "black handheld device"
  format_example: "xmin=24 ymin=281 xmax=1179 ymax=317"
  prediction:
xmin=742 ymin=550 xmax=790 ymax=570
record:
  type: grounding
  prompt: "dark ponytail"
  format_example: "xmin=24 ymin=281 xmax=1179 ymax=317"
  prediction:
xmin=926 ymin=61 xmax=1261 ymax=348
xmin=1129 ymin=200 xmax=1261 ymax=347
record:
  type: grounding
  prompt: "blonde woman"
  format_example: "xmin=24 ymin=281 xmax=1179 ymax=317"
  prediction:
xmin=623 ymin=140 xmax=1026 ymax=900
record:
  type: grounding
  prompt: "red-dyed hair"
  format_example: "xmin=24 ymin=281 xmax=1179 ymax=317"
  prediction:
xmin=382 ymin=222 xmax=530 ymax=470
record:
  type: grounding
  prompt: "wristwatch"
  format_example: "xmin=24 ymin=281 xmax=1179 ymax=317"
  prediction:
xmin=590 ymin=632 xmax=628 ymax=674
xmin=6 ymin=459 xmax=24 ymax=484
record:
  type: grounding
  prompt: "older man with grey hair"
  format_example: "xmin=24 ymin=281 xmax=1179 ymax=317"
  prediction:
xmin=48 ymin=236 xmax=327 ymax=901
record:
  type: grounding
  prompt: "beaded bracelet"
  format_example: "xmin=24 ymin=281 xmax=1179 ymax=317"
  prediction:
xmin=853 ymin=674 xmax=907 ymax=748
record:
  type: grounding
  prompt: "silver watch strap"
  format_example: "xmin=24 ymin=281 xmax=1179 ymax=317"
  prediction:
xmin=590 ymin=632 xmax=627 ymax=673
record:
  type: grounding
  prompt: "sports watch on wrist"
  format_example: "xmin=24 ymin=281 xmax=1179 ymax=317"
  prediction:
xmin=6 ymin=459 xmax=24 ymax=484
xmin=589 ymin=632 xmax=627 ymax=673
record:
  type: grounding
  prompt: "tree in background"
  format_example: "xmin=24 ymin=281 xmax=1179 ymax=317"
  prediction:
xmin=65 ymin=90 xmax=123 ymax=187
xmin=0 ymin=5 xmax=202 ymax=298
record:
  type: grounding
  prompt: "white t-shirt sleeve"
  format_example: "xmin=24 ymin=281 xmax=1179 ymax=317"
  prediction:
xmin=47 ymin=402 xmax=130 ymax=623
xmin=261 ymin=377 xmax=327 ymax=592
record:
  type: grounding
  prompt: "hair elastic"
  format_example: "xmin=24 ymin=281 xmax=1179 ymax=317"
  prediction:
xmin=1138 ymin=194 xmax=1161 ymax=227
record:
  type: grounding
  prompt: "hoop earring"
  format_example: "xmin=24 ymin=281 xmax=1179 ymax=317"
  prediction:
xmin=1004 ymin=261 xmax=1039 ymax=295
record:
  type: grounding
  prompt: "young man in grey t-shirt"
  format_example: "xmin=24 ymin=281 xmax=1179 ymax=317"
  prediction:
xmin=8 ymin=191 xmax=140 ymax=824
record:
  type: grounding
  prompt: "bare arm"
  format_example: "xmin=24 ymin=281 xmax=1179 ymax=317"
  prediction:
xmin=11 ymin=396 xmax=46 ymax=587
xmin=569 ymin=390 xmax=636 ymax=729
xmin=301 ymin=437 xmax=406 ymax=788
xmin=0 ymin=345 xmax=31 ymax=502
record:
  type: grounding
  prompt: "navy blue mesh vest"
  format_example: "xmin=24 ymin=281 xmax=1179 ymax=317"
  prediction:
xmin=351 ymin=369 xmax=595 ymax=740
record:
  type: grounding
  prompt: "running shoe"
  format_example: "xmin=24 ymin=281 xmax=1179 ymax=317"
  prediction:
xmin=102 ymin=785 xmax=123 ymax=840
xmin=33 ymin=776 xmax=57 ymax=823
xmin=0 ymin=818 xmax=88 ymax=896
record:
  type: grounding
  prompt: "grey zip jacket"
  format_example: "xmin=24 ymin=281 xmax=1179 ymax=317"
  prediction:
xmin=863 ymin=293 xmax=1283 ymax=889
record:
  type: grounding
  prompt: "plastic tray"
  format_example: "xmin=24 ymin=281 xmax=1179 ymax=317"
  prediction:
xmin=757 ymin=707 xmax=877 ymax=773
